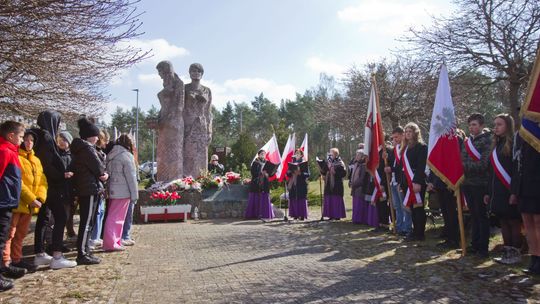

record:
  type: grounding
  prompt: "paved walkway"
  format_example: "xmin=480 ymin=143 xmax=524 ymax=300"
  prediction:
xmin=1 ymin=216 xmax=539 ymax=303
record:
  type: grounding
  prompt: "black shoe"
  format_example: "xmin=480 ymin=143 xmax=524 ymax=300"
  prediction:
xmin=11 ymin=260 xmax=37 ymax=273
xmin=523 ymin=256 xmax=539 ymax=274
xmin=0 ymin=275 xmax=14 ymax=292
xmin=0 ymin=265 xmax=27 ymax=279
xmin=76 ymin=255 xmax=100 ymax=265
xmin=62 ymin=246 xmax=71 ymax=253
xmin=475 ymin=251 xmax=489 ymax=259
xmin=299 ymin=217 xmax=305 ymax=221
xmin=88 ymin=254 xmax=101 ymax=263
xmin=466 ymin=246 xmax=478 ymax=254
xmin=437 ymin=240 xmax=459 ymax=249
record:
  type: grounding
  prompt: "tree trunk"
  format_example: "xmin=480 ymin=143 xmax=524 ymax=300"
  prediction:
xmin=508 ymin=80 xmax=522 ymax=129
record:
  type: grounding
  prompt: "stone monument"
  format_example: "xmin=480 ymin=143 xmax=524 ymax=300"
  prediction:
xmin=156 ymin=61 xmax=184 ymax=181
xmin=183 ymin=63 xmax=213 ymax=177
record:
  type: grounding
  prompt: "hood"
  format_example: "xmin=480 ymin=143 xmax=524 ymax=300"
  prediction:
xmin=37 ymin=110 xmax=61 ymax=141
xmin=107 ymin=144 xmax=129 ymax=161
xmin=474 ymin=131 xmax=491 ymax=141
xmin=18 ymin=147 xmax=35 ymax=158
xmin=70 ymin=137 xmax=92 ymax=155
xmin=0 ymin=137 xmax=18 ymax=153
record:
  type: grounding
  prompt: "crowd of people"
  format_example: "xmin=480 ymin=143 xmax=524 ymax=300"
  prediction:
xmin=245 ymin=113 xmax=540 ymax=276
xmin=0 ymin=110 xmax=139 ymax=291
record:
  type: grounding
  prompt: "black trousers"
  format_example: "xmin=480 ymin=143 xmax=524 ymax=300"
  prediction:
xmin=438 ymin=188 xmax=459 ymax=244
xmin=34 ymin=205 xmax=54 ymax=253
xmin=463 ymin=185 xmax=489 ymax=253
xmin=47 ymin=191 xmax=70 ymax=252
xmin=76 ymin=195 xmax=99 ymax=258
xmin=0 ymin=208 xmax=13 ymax=258
xmin=377 ymin=200 xmax=390 ymax=225
xmin=411 ymin=188 xmax=427 ymax=238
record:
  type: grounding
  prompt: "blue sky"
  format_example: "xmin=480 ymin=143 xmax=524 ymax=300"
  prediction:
xmin=105 ymin=0 xmax=454 ymax=121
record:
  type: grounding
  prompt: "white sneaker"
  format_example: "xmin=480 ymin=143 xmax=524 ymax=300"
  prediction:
xmin=121 ymin=239 xmax=135 ymax=246
xmin=88 ymin=239 xmax=103 ymax=249
xmin=50 ymin=256 xmax=77 ymax=269
xmin=34 ymin=253 xmax=53 ymax=266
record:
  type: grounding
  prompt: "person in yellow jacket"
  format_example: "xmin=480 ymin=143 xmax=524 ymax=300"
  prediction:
xmin=2 ymin=131 xmax=47 ymax=272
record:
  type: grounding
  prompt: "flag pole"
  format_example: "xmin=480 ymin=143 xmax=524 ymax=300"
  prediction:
xmin=319 ymin=174 xmax=324 ymax=221
xmin=383 ymin=155 xmax=397 ymax=234
xmin=283 ymin=181 xmax=289 ymax=222
xmin=456 ymin=188 xmax=467 ymax=256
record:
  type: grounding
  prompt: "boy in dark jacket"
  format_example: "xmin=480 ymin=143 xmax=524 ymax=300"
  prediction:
xmin=0 ymin=121 xmax=25 ymax=291
xmin=461 ymin=113 xmax=492 ymax=257
xmin=71 ymin=118 xmax=108 ymax=265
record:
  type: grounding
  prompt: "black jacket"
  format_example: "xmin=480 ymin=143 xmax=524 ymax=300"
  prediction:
xmin=400 ymin=142 xmax=428 ymax=192
xmin=323 ymin=157 xmax=346 ymax=196
xmin=461 ymin=132 xmax=492 ymax=187
xmin=286 ymin=157 xmax=310 ymax=199
xmin=512 ymin=133 xmax=540 ymax=213
xmin=32 ymin=111 xmax=66 ymax=189
xmin=249 ymin=159 xmax=269 ymax=193
xmin=488 ymin=139 xmax=515 ymax=217
xmin=71 ymin=138 xmax=106 ymax=197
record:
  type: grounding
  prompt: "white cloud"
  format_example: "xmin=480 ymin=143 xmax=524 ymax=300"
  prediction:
xmin=338 ymin=0 xmax=443 ymax=35
xmin=138 ymin=73 xmax=162 ymax=88
xmin=223 ymin=78 xmax=297 ymax=103
xmin=305 ymin=56 xmax=347 ymax=77
xmin=109 ymin=69 xmax=133 ymax=87
xmin=127 ymin=38 xmax=189 ymax=63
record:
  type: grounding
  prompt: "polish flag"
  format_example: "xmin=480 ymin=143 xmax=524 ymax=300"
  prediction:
xmin=364 ymin=78 xmax=385 ymax=201
xmin=299 ymin=134 xmax=308 ymax=161
xmin=427 ymin=64 xmax=464 ymax=189
xmin=276 ymin=133 xmax=296 ymax=182
xmin=253 ymin=134 xmax=282 ymax=173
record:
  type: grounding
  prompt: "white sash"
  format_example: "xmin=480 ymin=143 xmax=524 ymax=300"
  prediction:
xmin=402 ymin=146 xmax=423 ymax=207
xmin=490 ymin=148 xmax=511 ymax=190
xmin=465 ymin=137 xmax=481 ymax=162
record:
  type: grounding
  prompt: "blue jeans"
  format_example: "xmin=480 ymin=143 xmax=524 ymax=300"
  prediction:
xmin=90 ymin=196 xmax=105 ymax=241
xmin=391 ymin=183 xmax=412 ymax=233
xmin=122 ymin=201 xmax=135 ymax=240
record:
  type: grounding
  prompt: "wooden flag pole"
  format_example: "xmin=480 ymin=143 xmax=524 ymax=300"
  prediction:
xmin=383 ymin=155 xmax=397 ymax=234
xmin=456 ymin=188 xmax=467 ymax=257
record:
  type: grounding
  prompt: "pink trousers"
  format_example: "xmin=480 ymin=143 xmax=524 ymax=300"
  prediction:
xmin=103 ymin=198 xmax=130 ymax=251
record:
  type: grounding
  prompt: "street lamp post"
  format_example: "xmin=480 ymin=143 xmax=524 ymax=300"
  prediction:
xmin=132 ymin=88 xmax=139 ymax=152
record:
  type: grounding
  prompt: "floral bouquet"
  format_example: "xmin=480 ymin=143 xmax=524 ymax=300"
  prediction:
xmin=197 ymin=173 xmax=224 ymax=189
xmin=171 ymin=176 xmax=202 ymax=192
xmin=149 ymin=190 xmax=182 ymax=206
xmin=224 ymin=171 xmax=241 ymax=184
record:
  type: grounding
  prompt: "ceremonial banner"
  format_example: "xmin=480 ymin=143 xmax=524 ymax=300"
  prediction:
xmin=276 ymin=133 xmax=296 ymax=182
xmin=364 ymin=79 xmax=385 ymax=201
xmin=299 ymin=133 xmax=308 ymax=161
xmin=427 ymin=64 xmax=464 ymax=189
xmin=520 ymin=47 xmax=540 ymax=153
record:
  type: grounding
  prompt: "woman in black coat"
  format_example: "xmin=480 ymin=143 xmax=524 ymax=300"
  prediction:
xmin=287 ymin=149 xmax=309 ymax=220
xmin=513 ymin=125 xmax=540 ymax=274
xmin=400 ymin=122 xmax=427 ymax=241
xmin=322 ymin=148 xmax=347 ymax=220
xmin=485 ymin=114 xmax=521 ymax=265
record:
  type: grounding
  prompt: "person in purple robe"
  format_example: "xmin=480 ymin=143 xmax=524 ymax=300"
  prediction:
xmin=322 ymin=148 xmax=347 ymax=220
xmin=287 ymin=149 xmax=309 ymax=220
xmin=244 ymin=150 xmax=274 ymax=220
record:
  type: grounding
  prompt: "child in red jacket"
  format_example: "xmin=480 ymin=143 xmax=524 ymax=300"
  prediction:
xmin=0 ymin=121 xmax=25 ymax=291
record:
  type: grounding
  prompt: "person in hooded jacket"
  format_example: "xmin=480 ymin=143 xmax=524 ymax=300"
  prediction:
xmin=71 ymin=117 xmax=108 ymax=265
xmin=31 ymin=111 xmax=68 ymax=267
xmin=102 ymin=134 xmax=138 ymax=251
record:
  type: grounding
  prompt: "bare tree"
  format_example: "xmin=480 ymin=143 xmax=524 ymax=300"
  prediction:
xmin=344 ymin=58 xmax=438 ymax=132
xmin=405 ymin=0 xmax=540 ymax=126
xmin=0 ymin=0 xmax=150 ymax=117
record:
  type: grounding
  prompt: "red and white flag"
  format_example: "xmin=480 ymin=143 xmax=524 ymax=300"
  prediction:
xmin=364 ymin=79 xmax=385 ymax=201
xmin=427 ymin=64 xmax=464 ymax=190
xmin=253 ymin=134 xmax=281 ymax=165
xmin=299 ymin=133 xmax=308 ymax=161
xmin=276 ymin=133 xmax=296 ymax=182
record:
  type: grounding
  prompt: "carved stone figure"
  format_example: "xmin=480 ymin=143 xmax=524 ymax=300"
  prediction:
xmin=156 ymin=61 xmax=184 ymax=181
xmin=183 ymin=63 xmax=213 ymax=177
